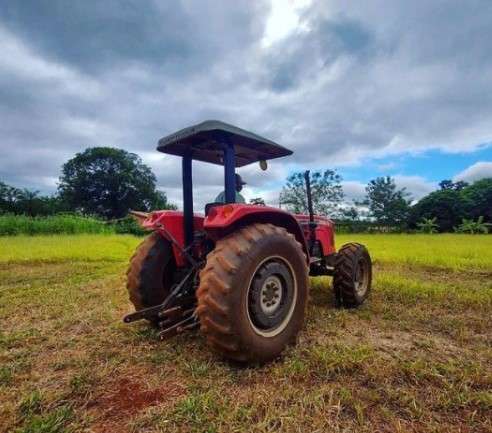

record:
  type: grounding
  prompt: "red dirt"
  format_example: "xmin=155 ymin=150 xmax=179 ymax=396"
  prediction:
xmin=89 ymin=377 xmax=185 ymax=432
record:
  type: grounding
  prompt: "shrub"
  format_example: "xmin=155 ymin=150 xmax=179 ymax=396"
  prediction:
xmin=0 ymin=214 xmax=112 ymax=236
xmin=112 ymin=216 xmax=147 ymax=236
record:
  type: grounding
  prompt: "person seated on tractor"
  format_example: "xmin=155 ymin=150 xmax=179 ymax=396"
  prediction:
xmin=214 ymin=173 xmax=246 ymax=203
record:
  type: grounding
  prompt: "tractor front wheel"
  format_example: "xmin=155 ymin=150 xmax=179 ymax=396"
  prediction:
xmin=333 ymin=242 xmax=372 ymax=307
xmin=196 ymin=223 xmax=309 ymax=363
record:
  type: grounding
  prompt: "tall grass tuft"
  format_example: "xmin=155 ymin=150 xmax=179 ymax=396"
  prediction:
xmin=0 ymin=214 xmax=114 ymax=236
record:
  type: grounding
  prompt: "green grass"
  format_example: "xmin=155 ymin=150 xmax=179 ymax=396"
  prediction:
xmin=0 ymin=234 xmax=140 ymax=263
xmin=16 ymin=405 xmax=74 ymax=433
xmin=337 ymin=233 xmax=492 ymax=271
xmin=1 ymin=233 xmax=491 ymax=433
xmin=2 ymin=232 xmax=491 ymax=269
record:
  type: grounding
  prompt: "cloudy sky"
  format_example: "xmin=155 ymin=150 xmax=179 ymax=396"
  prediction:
xmin=1 ymin=0 xmax=491 ymax=209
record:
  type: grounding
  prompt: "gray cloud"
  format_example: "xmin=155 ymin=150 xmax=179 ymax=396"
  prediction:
xmin=0 ymin=0 xmax=266 ymax=74
xmin=262 ymin=13 xmax=374 ymax=92
xmin=342 ymin=181 xmax=366 ymax=203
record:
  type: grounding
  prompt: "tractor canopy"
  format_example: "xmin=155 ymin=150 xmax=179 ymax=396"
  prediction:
xmin=157 ymin=120 xmax=292 ymax=167
xmin=156 ymin=120 xmax=292 ymax=248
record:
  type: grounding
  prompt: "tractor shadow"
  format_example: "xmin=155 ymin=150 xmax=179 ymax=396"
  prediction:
xmin=309 ymin=276 xmax=337 ymax=309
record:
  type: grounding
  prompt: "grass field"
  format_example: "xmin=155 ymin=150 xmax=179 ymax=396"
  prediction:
xmin=0 ymin=234 xmax=491 ymax=433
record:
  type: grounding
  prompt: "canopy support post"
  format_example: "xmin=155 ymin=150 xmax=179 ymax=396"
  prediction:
xmin=182 ymin=152 xmax=193 ymax=247
xmin=224 ymin=140 xmax=236 ymax=203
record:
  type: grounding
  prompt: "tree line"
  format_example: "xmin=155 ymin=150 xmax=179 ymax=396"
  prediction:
xmin=1 ymin=147 xmax=491 ymax=233
xmin=279 ymin=170 xmax=492 ymax=233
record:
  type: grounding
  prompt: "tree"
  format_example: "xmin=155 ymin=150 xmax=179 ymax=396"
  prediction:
xmin=340 ymin=206 xmax=360 ymax=221
xmin=409 ymin=189 xmax=470 ymax=232
xmin=439 ymin=179 xmax=468 ymax=191
xmin=416 ymin=217 xmax=439 ymax=233
xmin=363 ymin=176 xmax=411 ymax=228
xmin=279 ymin=170 xmax=344 ymax=216
xmin=58 ymin=147 xmax=175 ymax=219
xmin=0 ymin=181 xmax=68 ymax=216
xmin=249 ymin=197 xmax=266 ymax=206
xmin=460 ymin=178 xmax=492 ymax=223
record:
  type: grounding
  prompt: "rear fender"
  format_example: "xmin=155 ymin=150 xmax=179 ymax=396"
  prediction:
xmin=204 ymin=204 xmax=309 ymax=262
xmin=140 ymin=210 xmax=204 ymax=267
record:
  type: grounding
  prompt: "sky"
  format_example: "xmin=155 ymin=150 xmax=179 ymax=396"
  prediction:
xmin=1 ymin=0 xmax=491 ymax=210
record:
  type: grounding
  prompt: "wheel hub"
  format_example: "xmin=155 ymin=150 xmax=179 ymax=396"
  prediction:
xmin=260 ymin=276 xmax=283 ymax=314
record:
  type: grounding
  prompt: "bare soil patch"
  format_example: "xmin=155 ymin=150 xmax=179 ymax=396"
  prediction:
xmin=88 ymin=376 xmax=185 ymax=432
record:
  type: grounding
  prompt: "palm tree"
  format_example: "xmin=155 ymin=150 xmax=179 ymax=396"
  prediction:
xmin=19 ymin=189 xmax=40 ymax=216
xmin=417 ymin=217 xmax=439 ymax=233
xmin=454 ymin=216 xmax=491 ymax=234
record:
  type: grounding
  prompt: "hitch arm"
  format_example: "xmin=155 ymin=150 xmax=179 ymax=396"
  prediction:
xmin=123 ymin=266 xmax=196 ymax=324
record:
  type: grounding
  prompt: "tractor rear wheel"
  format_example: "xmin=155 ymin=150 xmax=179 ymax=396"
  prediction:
xmin=126 ymin=232 xmax=176 ymax=324
xmin=196 ymin=223 xmax=309 ymax=363
xmin=333 ymin=242 xmax=372 ymax=307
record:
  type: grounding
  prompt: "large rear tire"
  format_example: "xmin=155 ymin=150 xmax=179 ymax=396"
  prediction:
xmin=126 ymin=232 xmax=176 ymax=324
xmin=333 ymin=242 xmax=372 ymax=307
xmin=196 ymin=223 xmax=309 ymax=363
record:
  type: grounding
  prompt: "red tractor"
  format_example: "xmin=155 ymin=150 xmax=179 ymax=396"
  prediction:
xmin=125 ymin=120 xmax=372 ymax=363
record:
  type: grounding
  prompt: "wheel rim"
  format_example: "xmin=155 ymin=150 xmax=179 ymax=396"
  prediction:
xmin=246 ymin=256 xmax=297 ymax=338
xmin=354 ymin=257 xmax=369 ymax=296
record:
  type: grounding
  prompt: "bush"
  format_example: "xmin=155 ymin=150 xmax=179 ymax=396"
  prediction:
xmin=334 ymin=220 xmax=408 ymax=233
xmin=0 ymin=214 xmax=113 ymax=236
xmin=112 ymin=216 xmax=147 ymax=236
xmin=0 ymin=213 xmax=150 ymax=236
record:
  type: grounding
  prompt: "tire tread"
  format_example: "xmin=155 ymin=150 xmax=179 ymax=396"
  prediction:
xmin=333 ymin=242 xmax=371 ymax=308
